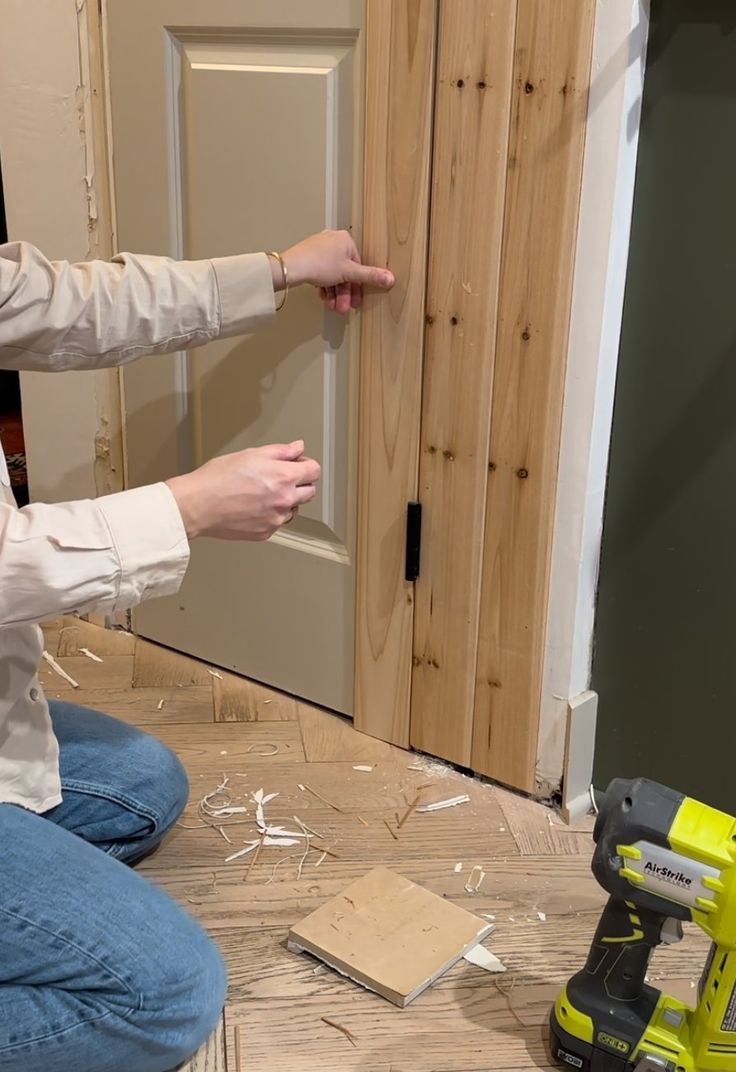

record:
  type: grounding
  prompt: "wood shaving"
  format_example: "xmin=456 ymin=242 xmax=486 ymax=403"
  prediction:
xmin=157 ymin=698 xmax=165 ymax=710
xmin=383 ymin=818 xmax=398 ymax=841
xmin=321 ymin=1017 xmax=357 ymax=1048
xmin=300 ymin=783 xmax=345 ymax=813
xmin=356 ymin=815 xmax=369 ymax=827
xmin=207 ymin=668 xmax=224 ymax=679
xmin=537 ymin=911 xmax=547 ymax=922
xmin=245 ymin=834 xmax=266 ymax=879
xmin=352 ymin=765 xmax=374 ymax=772
xmin=218 ymin=826 xmax=232 ymax=845
xmin=234 ymin=1025 xmax=243 ymax=1072
xmin=247 ymin=743 xmax=280 ymax=756
xmin=454 ymin=862 xmax=464 ymax=873
xmin=417 ymin=794 xmax=470 ymax=813
xmin=315 ymin=850 xmax=327 ymax=867
xmin=42 ymin=651 xmax=79 ymax=688
xmin=464 ymin=943 xmax=506 ymax=974
xmin=294 ymin=816 xmax=325 ymax=839
xmin=406 ymin=765 xmax=424 ymax=771
xmin=294 ymin=817 xmax=312 ymax=880
xmin=397 ymin=794 xmax=422 ymax=829
xmin=79 ymin=647 xmax=103 ymax=663
xmin=464 ymin=865 xmax=486 ymax=894
xmin=494 ymin=975 xmax=527 ymax=1028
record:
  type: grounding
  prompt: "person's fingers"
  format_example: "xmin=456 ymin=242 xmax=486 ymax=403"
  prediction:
xmin=293 ymin=457 xmax=321 ymax=485
xmin=293 ymin=482 xmax=317 ymax=505
xmin=319 ymin=286 xmax=328 ymax=300
xmin=336 ymin=281 xmax=352 ymax=315
xmin=258 ymin=440 xmax=305 ymax=461
xmin=342 ymin=261 xmax=395 ymax=290
xmin=350 ymin=283 xmax=362 ymax=309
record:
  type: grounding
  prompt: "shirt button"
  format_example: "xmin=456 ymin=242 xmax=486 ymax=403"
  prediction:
xmin=29 ymin=687 xmax=40 ymax=702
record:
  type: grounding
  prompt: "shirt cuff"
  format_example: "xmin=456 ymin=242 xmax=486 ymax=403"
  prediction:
xmin=95 ymin=483 xmax=190 ymax=609
xmin=210 ymin=252 xmax=276 ymax=337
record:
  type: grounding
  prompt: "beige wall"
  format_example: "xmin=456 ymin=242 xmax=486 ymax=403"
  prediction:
xmin=0 ymin=0 xmax=119 ymax=502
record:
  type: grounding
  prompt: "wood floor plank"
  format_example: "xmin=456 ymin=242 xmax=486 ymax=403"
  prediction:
xmin=151 ymin=722 xmax=307 ymax=773
xmin=223 ymin=984 xmax=562 ymax=1071
xmin=38 ymin=654 xmax=135 ymax=694
xmin=59 ymin=686 xmax=214 ymax=725
xmin=495 ymin=789 xmax=594 ymax=856
xmin=57 ymin=619 xmax=136 ymax=656
xmin=146 ymin=856 xmax=603 ymax=934
xmin=133 ymin=638 xmax=215 ymax=687
xmin=298 ymin=705 xmax=395 ymax=763
xmin=213 ymin=915 xmax=707 ymax=1004
xmin=214 ymin=671 xmax=298 ymax=722
xmin=180 ymin=1015 xmax=226 ymax=1072
xmin=40 ymin=617 xmax=65 ymax=656
xmin=148 ymin=797 xmax=517 ymax=871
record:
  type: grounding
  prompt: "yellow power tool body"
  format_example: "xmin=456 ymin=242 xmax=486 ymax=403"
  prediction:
xmin=550 ymin=777 xmax=736 ymax=1072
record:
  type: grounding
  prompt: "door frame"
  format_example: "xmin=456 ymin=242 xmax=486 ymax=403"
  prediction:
xmin=3 ymin=0 xmax=648 ymax=803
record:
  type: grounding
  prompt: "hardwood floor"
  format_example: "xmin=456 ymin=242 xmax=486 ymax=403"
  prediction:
xmin=39 ymin=618 xmax=706 ymax=1071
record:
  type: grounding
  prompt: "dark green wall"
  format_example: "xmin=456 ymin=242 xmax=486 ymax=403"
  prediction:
xmin=592 ymin=1 xmax=736 ymax=813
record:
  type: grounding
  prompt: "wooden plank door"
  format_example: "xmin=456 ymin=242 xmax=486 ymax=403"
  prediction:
xmin=106 ymin=1 xmax=365 ymax=712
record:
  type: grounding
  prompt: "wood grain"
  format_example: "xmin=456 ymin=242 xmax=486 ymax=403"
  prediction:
xmin=38 ymin=654 xmax=134 ymax=693
xmin=471 ymin=0 xmax=596 ymax=791
xmin=59 ymin=686 xmax=213 ymax=725
xmin=496 ymin=789 xmax=595 ymax=857
xmin=298 ymin=705 xmax=394 ymax=763
xmin=213 ymin=671 xmax=298 ymax=722
xmin=410 ymin=0 xmax=517 ymax=766
xmin=145 ymin=855 xmax=603 ymax=934
xmin=133 ymin=637 xmax=215 ymax=687
xmin=57 ymin=619 xmax=136 ymax=657
xmin=355 ymin=0 xmax=437 ymax=747
xmin=180 ymin=1015 xmax=226 ymax=1072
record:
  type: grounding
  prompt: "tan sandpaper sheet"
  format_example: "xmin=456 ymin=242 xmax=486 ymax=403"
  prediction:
xmin=287 ymin=866 xmax=493 ymax=1007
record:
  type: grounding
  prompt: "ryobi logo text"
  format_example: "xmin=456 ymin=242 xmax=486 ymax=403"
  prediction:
xmin=643 ymin=861 xmax=692 ymax=889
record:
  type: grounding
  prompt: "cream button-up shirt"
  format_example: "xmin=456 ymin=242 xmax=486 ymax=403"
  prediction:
xmin=0 ymin=241 xmax=275 ymax=812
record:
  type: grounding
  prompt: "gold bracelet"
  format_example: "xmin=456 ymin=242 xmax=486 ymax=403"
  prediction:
xmin=267 ymin=250 xmax=289 ymax=311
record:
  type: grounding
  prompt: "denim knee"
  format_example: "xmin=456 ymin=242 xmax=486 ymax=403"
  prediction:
xmin=132 ymin=919 xmax=227 ymax=1069
xmin=150 ymin=740 xmax=190 ymax=833
xmin=129 ymin=731 xmax=190 ymax=835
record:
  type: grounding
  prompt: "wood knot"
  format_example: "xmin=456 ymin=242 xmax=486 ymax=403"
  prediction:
xmin=524 ymin=81 xmax=535 ymax=95
xmin=517 ymin=468 xmax=529 ymax=479
xmin=443 ymin=449 xmax=455 ymax=461
xmin=456 ymin=78 xmax=465 ymax=88
xmin=425 ymin=313 xmax=434 ymax=325
xmin=488 ymin=461 xmax=496 ymax=472
xmin=450 ymin=315 xmax=459 ymax=326
xmin=521 ymin=328 xmax=531 ymax=341
xmin=427 ymin=444 xmax=437 ymax=454
xmin=477 ymin=80 xmax=487 ymax=90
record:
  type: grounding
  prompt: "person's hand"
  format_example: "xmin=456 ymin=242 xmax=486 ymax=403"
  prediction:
xmin=165 ymin=440 xmax=320 ymax=541
xmin=276 ymin=229 xmax=395 ymax=315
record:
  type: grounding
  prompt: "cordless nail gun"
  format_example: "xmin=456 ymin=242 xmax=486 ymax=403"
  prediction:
xmin=550 ymin=777 xmax=736 ymax=1072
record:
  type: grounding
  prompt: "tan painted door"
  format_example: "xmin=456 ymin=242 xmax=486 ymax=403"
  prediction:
xmin=106 ymin=1 xmax=364 ymax=712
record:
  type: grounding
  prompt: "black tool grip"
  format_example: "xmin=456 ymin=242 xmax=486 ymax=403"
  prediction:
xmin=583 ymin=895 xmax=665 ymax=1001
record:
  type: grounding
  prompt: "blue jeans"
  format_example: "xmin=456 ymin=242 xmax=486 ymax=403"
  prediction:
xmin=0 ymin=701 xmax=227 ymax=1072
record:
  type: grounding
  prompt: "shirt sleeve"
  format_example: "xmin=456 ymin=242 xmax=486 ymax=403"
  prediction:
xmin=0 ymin=241 xmax=276 ymax=372
xmin=0 ymin=482 xmax=190 ymax=628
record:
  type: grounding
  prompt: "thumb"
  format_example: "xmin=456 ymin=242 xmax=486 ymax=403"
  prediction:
xmin=343 ymin=262 xmax=395 ymax=290
xmin=260 ymin=440 xmax=305 ymax=461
